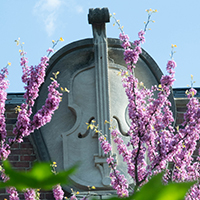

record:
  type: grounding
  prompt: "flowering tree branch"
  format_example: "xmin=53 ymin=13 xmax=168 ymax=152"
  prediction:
xmin=0 ymin=38 xmax=66 ymax=200
xmin=98 ymin=9 xmax=200 ymax=199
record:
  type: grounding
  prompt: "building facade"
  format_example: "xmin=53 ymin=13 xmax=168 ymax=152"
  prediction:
xmin=0 ymin=88 xmax=198 ymax=199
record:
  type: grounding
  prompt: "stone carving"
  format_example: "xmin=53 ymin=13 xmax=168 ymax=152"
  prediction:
xmin=89 ymin=7 xmax=112 ymax=187
xmin=88 ymin=8 xmax=110 ymax=24
xmin=30 ymin=7 xmax=175 ymax=194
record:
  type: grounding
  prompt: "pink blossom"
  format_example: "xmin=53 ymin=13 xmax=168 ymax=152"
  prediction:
xmin=24 ymin=189 xmax=36 ymax=200
xmin=99 ymin=136 xmax=112 ymax=154
xmin=70 ymin=195 xmax=78 ymax=200
xmin=53 ymin=184 xmax=64 ymax=200
xmin=0 ymin=46 xmax=62 ymax=199
xmin=6 ymin=187 xmax=19 ymax=200
xmin=47 ymin=48 xmax=54 ymax=53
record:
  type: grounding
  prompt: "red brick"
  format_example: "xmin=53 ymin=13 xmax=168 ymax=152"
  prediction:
xmin=20 ymin=155 xmax=36 ymax=161
xmin=23 ymin=137 xmax=30 ymax=142
xmin=20 ymin=143 xmax=33 ymax=148
xmin=11 ymin=149 xmax=34 ymax=155
xmin=176 ymin=111 xmax=185 ymax=125
xmin=177 ymin=107 xmax=187 ymax=112
xmin=8 ymin=155 xmax=19 ymax=161
xmin=176 ymin=118 xmax=184 ymax=125
xmin=11 ymin=161 xmax=29 ymax=168
xmin=6 ymin=104 xmax=17 ymax=110
xmin=7 ymin=130 xmax=14 ymax=136
xmin=6 ymin=118 xmax=17 ymax=124
xmin=45 ymin=193 xmax=54 ymax=199
xmin=176 ymin=112 xmax=184 ymax=119
xmin=0 ymin=188 xmax=6 ymax=193
xmin=6 ymin=124 xmax=14 ymax=130
xmin=11 ymin=143 xmax=19 ymax=148
xmin=6 ymin=112 xmax=18 ymax=119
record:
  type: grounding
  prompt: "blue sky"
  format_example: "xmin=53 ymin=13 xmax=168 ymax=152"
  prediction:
xmin=1 ymin=0 xmax=200 ymax=92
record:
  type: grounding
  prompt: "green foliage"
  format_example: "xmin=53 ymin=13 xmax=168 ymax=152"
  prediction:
xmin=0 ymin=160 xmax=77 ymax=191
xmin=133 ymin=173 xmax=195 ymax=200
xmin=96 ymin=173 xmax=195 ymax=200
xmin=0 ymin=161 xmax=195 ymax=199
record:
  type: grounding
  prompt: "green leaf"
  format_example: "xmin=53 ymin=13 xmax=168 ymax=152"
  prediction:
xmin=0 ymin=160 xmax=77 ymax=191
xmin=91 ymin=173 xmax=196 ymax=200
xmin=133 ymin=173 xmax=195 ymax=200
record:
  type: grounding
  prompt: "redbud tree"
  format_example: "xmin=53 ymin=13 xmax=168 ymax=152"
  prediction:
xmin=97 ymin=9 xmax=200 ymax=199
xmin=0 ymin=38 xmax=65 ymax=200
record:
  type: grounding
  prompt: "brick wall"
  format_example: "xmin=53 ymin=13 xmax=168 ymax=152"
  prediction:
xmin=0 ymin=97 xmax=58 ymax=200
xmin=175 ymin=99 xmax=188 ymax=126
xmin=175 ymin=97 xmax=200 ymax=160
xmin=1 ymin=92 xmax=198 ymax=199
xmin=6 ymin=104 xmax=36 ymax=170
